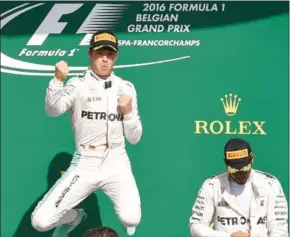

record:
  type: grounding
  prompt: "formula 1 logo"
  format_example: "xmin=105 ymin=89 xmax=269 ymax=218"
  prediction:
xmin=1 ymin=3 xmax=191 ymax=76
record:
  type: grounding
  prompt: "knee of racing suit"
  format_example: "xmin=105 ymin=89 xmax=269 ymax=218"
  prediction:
xmin=31 ymin=208 xmax=55 ymax=232
xmin=118 ymin=206 xmax=141 ymax=227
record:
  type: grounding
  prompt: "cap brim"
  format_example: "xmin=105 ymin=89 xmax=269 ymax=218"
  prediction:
xmin=226 ymin=157 xmax=252 ymax=173
xmin=93 ymin=45 xmax=117 ymax=51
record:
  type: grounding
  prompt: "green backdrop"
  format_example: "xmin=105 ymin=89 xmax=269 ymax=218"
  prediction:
xmin=1 ymin=1 xmax=289 ymax=237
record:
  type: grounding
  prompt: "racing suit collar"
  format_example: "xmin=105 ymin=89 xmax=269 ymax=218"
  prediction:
xmin=219 ymin=170 xmax=256 ymax=217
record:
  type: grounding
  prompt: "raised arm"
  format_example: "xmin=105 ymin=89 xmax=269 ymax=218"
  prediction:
xmin=45 ymin=61 xmax=81 ymax=117
xmin=118 ymin=82 xmax=142 ymax=145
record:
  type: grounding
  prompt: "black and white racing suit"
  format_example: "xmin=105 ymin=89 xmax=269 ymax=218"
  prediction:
xmin=31 ymin=68 xmax=142 ymax=231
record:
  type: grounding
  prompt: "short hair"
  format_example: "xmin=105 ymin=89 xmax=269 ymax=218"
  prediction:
xmin=84 ymin=226 xmax=119 ymax=237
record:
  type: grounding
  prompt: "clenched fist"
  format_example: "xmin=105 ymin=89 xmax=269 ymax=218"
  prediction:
xmin=231 ymin=231 xmax=249 ymax=237
xmin=118 ymin=95 xmax=132 ymax=115
xmin=55 ymin=60 xmax=69 ymax=82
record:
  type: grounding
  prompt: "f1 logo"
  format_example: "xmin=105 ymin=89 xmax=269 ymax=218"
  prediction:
xmin=27 ymin=4 xmax=83 ymax=46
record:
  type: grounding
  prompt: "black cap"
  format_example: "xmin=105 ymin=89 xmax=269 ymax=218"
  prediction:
xmin=224 ymin=138 xmax=253 ymax=173
xmin=89 ymin=31 xmax=118 ymax=52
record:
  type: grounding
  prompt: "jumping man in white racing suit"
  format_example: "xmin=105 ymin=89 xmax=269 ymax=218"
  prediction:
xmin=31 ymin=31 xmax=142 ymax=237
xmin=189 ymin=138 xmax=288 ymax=237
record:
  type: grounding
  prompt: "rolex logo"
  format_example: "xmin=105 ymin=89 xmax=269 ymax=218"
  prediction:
xmin=193 ymin=93 xmax=267 ymax=135
xmin=221 ymin=93 xmax=241 ymax=116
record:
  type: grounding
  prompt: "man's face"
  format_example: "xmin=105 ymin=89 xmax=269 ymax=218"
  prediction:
xmin=226 ymin=157 xmax=253 ymax=185
xmin=229 ymin=170 xmax=251 ymax=184
xmin=89 ymin=48 xmax=117 ymax=77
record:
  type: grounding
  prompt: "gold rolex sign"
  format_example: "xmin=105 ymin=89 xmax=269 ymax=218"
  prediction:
xmin=194 ymin=93 xmax=267 ymax=135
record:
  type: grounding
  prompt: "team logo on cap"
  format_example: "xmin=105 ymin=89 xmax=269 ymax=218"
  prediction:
xmin=226 ymin=149 xmax=248 ymax=160
xmin=94 ymin=33 xmax=116 ymax=43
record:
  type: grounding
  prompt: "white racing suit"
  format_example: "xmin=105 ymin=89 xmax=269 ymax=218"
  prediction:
xmin=31 ymin=68 xmax=142 ymax=231
xmin=189 ymin=169 xmax=288 ymax=237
